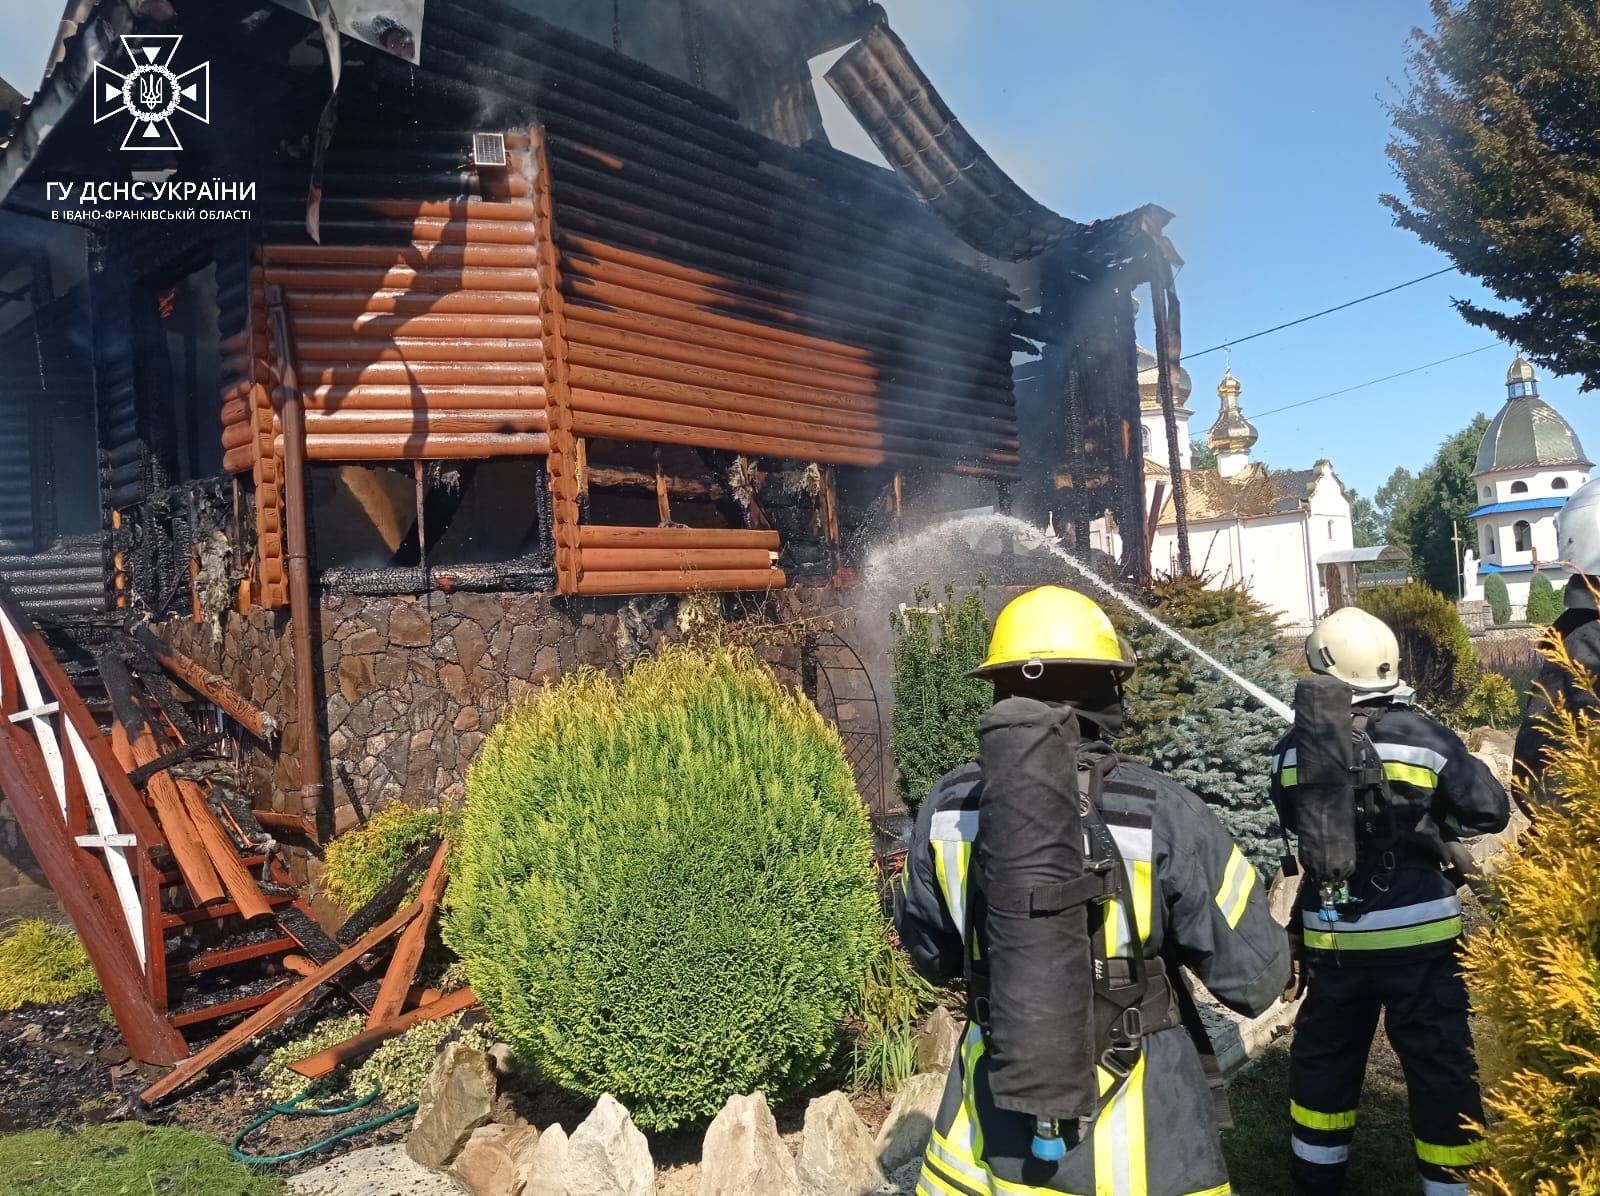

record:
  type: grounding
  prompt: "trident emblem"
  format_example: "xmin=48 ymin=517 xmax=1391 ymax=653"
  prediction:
xmin=92 ymin=35 xmax=209 ymax=151
xmin=138 ymin=72 xmax=163 ymax=111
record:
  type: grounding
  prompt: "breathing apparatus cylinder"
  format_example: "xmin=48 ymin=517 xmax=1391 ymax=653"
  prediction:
xmin=975 ymin=696 xmax=1098 ymax=1147
xmin=1291 ymin=675 xmax=1360 ymax=920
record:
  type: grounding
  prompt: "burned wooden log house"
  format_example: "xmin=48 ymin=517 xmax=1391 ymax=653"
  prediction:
xmin=0 ymin=0 xmax=1190 ymax=1061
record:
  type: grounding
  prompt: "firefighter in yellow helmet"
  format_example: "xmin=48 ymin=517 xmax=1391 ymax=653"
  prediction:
xmin=896 ymin=586 xmax=1290 ymax=1196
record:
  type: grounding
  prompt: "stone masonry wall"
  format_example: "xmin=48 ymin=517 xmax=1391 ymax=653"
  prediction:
xmin=157 ymin=587 xmax=852 ymax=842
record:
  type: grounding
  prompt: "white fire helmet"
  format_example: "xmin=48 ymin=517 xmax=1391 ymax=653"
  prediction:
xmin=1556 ymin=475 xmax=1600 ymax=575
xmin=1304 ymin=607 xmax=1402 ymax=694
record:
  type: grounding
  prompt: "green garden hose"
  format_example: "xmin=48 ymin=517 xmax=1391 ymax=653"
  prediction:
xmin=229 ymin=1084 xmax=419 ymax=1166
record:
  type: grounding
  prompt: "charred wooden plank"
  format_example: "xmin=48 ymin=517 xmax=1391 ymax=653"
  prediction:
xmin=131 ymin=626 xmax=278 ymax=743
xmin=335 ymin=839 xmax=439 ymax=946
xmin=126 ymin=732 xmax=225 ymax=788
xmin=367 ymin=843 xmax=450 ymax=1028
xmin=139 ymin=899 xmax=422 ymax=1105
xmin=290 ymin=987 xmax=477 ymax=1079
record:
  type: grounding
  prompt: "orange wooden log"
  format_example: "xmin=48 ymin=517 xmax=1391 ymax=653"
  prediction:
xmin=292 ymin=338 xmax=545 ymax=364
xmin=304 ymin=217 xmax=534 ymax=246
xmin=365 ymin=843 xmax=451 ymax=1029
xmin=137 ymin=630 xmax=276 ymax=742
xmin=289 ymin=986 xmax=477 ymax=1080
xmin=115 ymin=724 xmax=225 ymax=908
xmin=577 ymin=526 xmax=779 ymax=550
xmin=252 ymin=810 xmax=319 ymax=838
xmin=303 ymin=410 xmax=549 ymax=435
xmin=267 ymin=289 xmax=542 ymax=317
xmin=569 ymin=387 xmax=893 ymax=454
xmin=581 ymin=547 xmax=773 ymax=573
xmin=289 ymin=361 xmax=546 ymax=388
xmin=139 ymin=899 xmax=423 ymax=1105
xmin=289 ymin=313 xmax=538 ymax=339
xmin=256 ymin=264 xmax=542 ymax=293
xmin=568 ymin=412 xmax=884 ymax=470
xmin=301 ymin=386 xmax=546 ymax=412
xmin=290 ymin=433 xmax=550 ymax=460
xmin=261 ymin=243 xmax=538 ymax=269
xmin=576 ymin=568 xmax=787 ymax=596
xmin=174 ymin=776 xmax=273 ymax=921
xmin=355 ymin=197 xmax=537 ymax=222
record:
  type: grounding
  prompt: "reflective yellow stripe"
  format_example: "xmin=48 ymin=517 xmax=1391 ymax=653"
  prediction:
xmin=922 ymin=1153 xmax=985 ymax=1196
xmin=1214 ymin=846 xmax=1255 ymax=930
xmin=1384 ymin=762 xmax=1439 ymax=790
xmin=1280 ymin=767 xmax=1298 ymax=786
xmin=1182 ymin=1186 xmax=1231 ymax=1196
xmin=928 ymin=1132 xmax=990 ymax=1193
xmin=1291 ymin=1100 xmax=1358 ymax=1131
xmin=1303 ymin=917 xmax=1462 ymax=951
xmin=1416 ymin=1138 xmax=1486 ymax=1167
xmin=933 ymin=839 xmax=971 ymax=938
xmin=1094 ymin=1053 xmax=1147 ymax=1196
xmin=1104 ymin=892 xmax=1126 ymax=957
xmin=917 ymin=1167 xmax=968 ymax=1196
xmin=1131 ymin=859 xmax=1154 ymax=943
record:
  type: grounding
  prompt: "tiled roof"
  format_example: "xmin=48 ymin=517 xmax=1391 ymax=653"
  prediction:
xmin=1157 ymin=462 xmax=1322 ymax=526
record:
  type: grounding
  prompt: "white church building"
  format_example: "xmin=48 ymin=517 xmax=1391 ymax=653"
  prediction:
xmin=1140 ymin=359 xmax=1358 ymax=633
xmin=1461 ymin=356 xmax=1591 ymax=611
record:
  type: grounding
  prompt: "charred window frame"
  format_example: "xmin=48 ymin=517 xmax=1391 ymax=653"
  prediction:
xmin=131 ymin=250 xmax=224 ymax=487
xmin=314 ymin=459 xmax=556 ymax=595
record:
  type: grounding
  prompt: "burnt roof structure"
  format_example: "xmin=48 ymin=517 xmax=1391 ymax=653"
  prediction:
xmin=0 ymin=0 xmax=1190 ymax=619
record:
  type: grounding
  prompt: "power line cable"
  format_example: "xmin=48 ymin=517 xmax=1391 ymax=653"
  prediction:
xmin=1250 ymin=343 xmax=1499 ymax=420
xmin=1180 ymin=267 xmax=1457 ymax=361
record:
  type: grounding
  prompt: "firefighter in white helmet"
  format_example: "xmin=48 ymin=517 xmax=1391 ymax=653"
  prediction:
xmin=1271 ymin=607 xmax=1509 ymax=1195
xmin=1514 ymin=473 xmax=1600 ymax=809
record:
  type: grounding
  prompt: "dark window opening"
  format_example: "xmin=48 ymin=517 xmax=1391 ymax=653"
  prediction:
xmin=1553 ymin=477 xmax=1569 ymax=491
xmin=1511 ymin=480 xmax=1529 ymax=494
xmin=133 ymin=256 xmax=222 ymax=485
xmin=1514 ymin=520 xmax=1533 ymax=553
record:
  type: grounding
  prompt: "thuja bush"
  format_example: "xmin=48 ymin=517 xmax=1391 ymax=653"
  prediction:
xmin=1462 ymin=638 xmax=1600 ymax=1195
xmin=1526 ymin=572 xmax=1563 ymax=627
xmin=1109 ymin=577 xmax=1294 ymax=871
xmin=1484 ymin=573 xmax=1512 ymax=626
xmin=321 ymin=803 xmax=458 ymax=912
xmin=443 ymin=646 xmax=880 ymax=1130
xmin=891 ymin=582 xmax=992 ymax=811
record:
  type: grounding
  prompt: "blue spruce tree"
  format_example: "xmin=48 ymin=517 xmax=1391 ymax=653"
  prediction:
xmin=1110 ymin=579 xmax=1294 ymax=872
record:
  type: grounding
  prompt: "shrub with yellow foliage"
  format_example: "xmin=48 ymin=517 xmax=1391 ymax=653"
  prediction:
xmin=1463 ymin=637 xmax=1600 ymax=1195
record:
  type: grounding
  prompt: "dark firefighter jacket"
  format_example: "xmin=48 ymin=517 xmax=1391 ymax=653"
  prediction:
xmin=1514 ymin=580 xmax=1600 ymax=810
xmin=1269 ymin=700 xmax=1508 ymax=963
xmin=897 ymin=744 xmax=1290 ymax=1196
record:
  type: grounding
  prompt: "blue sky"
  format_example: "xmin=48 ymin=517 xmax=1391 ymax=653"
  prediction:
xmin=2 ymin=2 xmax=1590 ymax=501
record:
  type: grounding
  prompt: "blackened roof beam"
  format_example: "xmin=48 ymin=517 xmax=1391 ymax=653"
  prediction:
xmin=825 ymin=19 xmax=1075 ymax=262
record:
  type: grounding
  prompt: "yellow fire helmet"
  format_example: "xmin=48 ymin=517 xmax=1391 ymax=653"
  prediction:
xmin=971 ymin=585 xmax=1137 ymax=679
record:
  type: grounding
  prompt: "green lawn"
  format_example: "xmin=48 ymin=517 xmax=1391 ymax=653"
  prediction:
xmin=1222 ymin=1036 xmax=1420 ymax=1196
xmin=0 ymin=1123 xmax=282 ymax=1196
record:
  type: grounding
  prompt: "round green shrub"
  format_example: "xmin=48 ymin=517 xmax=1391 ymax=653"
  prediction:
xmin=443 ymin=645 xmax=880 ymax=1130
xmin=1526 ymin=572 xmax=1563 ymax=626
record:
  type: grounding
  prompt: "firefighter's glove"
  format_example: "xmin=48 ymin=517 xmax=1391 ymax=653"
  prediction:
xmin=1282 ymin=956 xmax=1307 ymax=1004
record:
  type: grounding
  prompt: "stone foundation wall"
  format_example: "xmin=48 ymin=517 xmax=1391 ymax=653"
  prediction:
xmin=156 ymin=587 xmax=857 ymax=841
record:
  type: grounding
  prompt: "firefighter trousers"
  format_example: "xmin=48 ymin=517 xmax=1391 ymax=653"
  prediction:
xmin=1288 ymin=951 xmax=1485 ymax=1195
